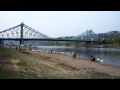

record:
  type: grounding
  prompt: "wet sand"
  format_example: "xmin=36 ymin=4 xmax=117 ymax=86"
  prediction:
xmin=25 ymin=50 xmax=120 ymax=76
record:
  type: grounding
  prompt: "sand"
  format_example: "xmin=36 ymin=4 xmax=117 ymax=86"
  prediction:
xmin=25 ymin=50 xmax=120 ymax=76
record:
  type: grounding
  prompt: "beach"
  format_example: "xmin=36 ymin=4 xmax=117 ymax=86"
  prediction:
xmin=1 ymin=46 xmax=120 ymax=79
xmin=25 ymin=50 xmax=120 ymax=76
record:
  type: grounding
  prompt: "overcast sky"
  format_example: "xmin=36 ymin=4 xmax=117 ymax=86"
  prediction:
xmin=0 ymin=11 xmax=120 ymax=38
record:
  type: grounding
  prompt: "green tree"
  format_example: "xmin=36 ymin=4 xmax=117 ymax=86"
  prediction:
xmin=107 ymin=38 xmax=112 ymax=44
xmin=118 ymin=38 xmax=120 ymax=44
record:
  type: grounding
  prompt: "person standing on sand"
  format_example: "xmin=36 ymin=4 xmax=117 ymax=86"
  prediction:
xmin=51 ymin=50 xmax=53 ymax=54
xmin=91 ymin=55 xmax=96 ymax=61
xmin=72 ymin=51 xmax=74 ymax=59
xmin=73 ymin=53 xmax=76 ymax=59
xmin=91 ymin=55 xmax=93 ymax=60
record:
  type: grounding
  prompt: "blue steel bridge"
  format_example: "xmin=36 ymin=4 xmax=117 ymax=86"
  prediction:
xmin=0 ymin=22 xmax=98 ymax=45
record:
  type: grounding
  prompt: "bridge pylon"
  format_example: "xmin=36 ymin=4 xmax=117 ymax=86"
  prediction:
xmin=20 ymin=39 xmax=24 ymax=45
xmin=20 ymin=22 xmax=24 ymax=45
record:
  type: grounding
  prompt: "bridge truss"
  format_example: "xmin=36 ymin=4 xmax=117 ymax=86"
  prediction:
xmin=72 ymin=30 xmax=98 ymax=41
xmin=0 ymin=22 xmax=51 ymax=39
xmin=0 ymin=23 xmax=99 ymax=45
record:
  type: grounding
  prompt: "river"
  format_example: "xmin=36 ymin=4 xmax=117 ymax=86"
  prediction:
xmin=37 ymin=46 xmax=120 ymax=67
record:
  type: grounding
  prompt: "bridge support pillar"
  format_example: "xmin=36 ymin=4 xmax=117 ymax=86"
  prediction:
xmin=0 ymin=40 xmax=4 ymax=46
xmin=20 ymin=39 xmax=24 ymax=45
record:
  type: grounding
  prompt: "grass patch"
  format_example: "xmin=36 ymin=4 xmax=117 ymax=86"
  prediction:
xmin=0 ymin=47 xmax=12 ymax=61
xmin=0 ymin=69 xmax=26 ymax=79
xmin=16 ymin=61 xmax=28 ymax=66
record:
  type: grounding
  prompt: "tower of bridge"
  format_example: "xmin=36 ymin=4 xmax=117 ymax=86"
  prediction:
xmin=20 ymin=22 xmax=24 ymax=45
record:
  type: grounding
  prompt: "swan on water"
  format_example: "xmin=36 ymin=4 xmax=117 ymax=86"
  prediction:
xmin=96 ymin=58 xmax=104 ymax=63
xmin=61 ymin=52 xmax=64 ymax=54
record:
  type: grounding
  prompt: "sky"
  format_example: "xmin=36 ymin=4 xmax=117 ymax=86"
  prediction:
xmin=0 ymin=11 xmax=120 ymax=38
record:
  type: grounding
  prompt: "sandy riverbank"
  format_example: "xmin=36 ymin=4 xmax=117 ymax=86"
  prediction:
xmin=1 ymin=46 xmax=120 ymax=79
xmin=25 ymin=50 xmax=120 ymax=76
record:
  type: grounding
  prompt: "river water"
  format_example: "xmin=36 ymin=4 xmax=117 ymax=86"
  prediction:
xmin=37 ymin=46 xmax=120 ymax=67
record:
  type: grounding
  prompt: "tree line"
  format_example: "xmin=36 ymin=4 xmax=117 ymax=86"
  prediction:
xmin=106 ymin=34 xmax=120 ymax=44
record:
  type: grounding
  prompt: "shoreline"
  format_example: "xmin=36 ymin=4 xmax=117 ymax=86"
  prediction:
xmin=4 ymin=46 xmax=120 ymax=67
xmin=34 ymin=46 xmax=120 ymax=67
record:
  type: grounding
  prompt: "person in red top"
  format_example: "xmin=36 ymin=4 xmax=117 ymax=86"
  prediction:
xmin=73 ymin=53 xmax=76 ymax=59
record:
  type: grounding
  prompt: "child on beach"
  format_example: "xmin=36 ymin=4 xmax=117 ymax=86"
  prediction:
xmin=73 ymin=53 xmax=76 ymax=59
